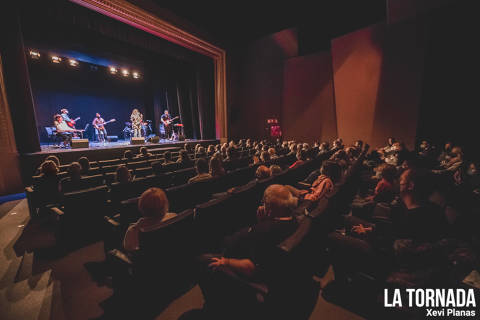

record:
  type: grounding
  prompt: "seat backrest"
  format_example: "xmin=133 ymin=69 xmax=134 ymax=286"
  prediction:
xmin=165 ymin=179 xmax=213 ymax=212
xmin=98 ymin=159 xmax=125 ymax=167
xmin=134 ymin=167 xmax=153 ymax=178
xmin=62 ymin=186 xmax=108 ymax=221
xmin=170 ymin=167 xmax=196 ymax=186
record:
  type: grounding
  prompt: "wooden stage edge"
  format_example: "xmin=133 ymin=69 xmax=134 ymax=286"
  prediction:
xmin=20 ymin=139 xmax=218 ymax=180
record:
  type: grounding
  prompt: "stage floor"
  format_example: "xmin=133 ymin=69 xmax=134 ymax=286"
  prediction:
xmin=38 ymin=138 xmax=192 ymax=153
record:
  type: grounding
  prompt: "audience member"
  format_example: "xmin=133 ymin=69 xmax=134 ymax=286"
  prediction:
xmin=177 ymin=149 xmax=193 ymax=167
xmin=209 ymin=157 xmax=226 ymax=178
xmin=123 ymin=188 xmax=177 ymax=252
xmin=163 ymin=151 xmax=175 ymax=165
xmin=78 ymin=156 xmax=90 ymax=174
xmin=270 ymin=165 xmax=282 ymax=176
xmin=189 ymin=158 xmax=212 ymax=183
xmin=123 ymin=150 xmax=134 ymax=161
xmin=116 ymin=165 xmax=133 ymax=183
xmin=138 ymin=147 xmax=153 ymax=159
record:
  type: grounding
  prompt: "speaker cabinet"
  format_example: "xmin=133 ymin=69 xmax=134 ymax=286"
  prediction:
xmin=130 ymin=137 xmax=145 ymax=145
xmin=147 ymin=136 xmax=160 ymax=143
xmin=107 ymin=135 xmax=118 ymax=142
xmin=71 ymin=139 xmax=89 ymax=149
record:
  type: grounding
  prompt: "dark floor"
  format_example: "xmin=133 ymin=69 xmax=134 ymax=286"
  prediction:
xmin=0 ymin=199 xmax=365 ymax=320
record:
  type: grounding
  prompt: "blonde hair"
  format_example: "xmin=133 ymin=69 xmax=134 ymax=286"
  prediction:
xmin=138 ymin=187 xmax=169 ymax=218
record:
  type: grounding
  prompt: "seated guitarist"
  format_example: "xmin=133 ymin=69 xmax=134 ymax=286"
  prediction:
xmin=54 ymin=114 xmax=79 ymax=148
xmin=92 ymin=113 xmax=107 ymax=143
xmin=161 ymin=109 xmax=173 ymax=140
xmin=61 ymin=108 xmax=80 ymax=136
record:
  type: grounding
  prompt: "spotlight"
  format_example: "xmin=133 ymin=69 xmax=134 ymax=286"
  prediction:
xmin=68 ymin=59 xmax=79 ymax=67
xmin=29 ymin=50 xmax=41 ymax=59
xmin=121 ymin=69 xmax=129 ymax=77
xmin=132 ymin=71 xmax=140 ymax=79
xmin=109 ymin=66 xmax=117 ymax=74
xmin=51 ymin=56 xmax=62 ymax=63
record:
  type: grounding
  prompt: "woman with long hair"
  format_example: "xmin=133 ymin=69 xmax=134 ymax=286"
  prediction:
xmin=130 ymin=108 xmax=143 ymax=138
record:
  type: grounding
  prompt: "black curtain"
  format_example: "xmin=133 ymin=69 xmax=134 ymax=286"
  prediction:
xmin=0 ymin=4 xmax=40 ymax=153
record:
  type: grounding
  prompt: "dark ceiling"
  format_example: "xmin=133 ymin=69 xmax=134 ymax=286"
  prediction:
xmin=145 ymin=1 xmax=386 ymax=48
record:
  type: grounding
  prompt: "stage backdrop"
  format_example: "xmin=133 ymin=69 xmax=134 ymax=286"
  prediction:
xmin=28 ymin=60 xmax=148 ymax=142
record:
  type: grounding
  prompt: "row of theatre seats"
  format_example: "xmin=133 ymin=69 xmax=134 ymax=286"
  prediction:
xmin=26 ymin=150 xmax=300 ymax=246
xmin=24 ymin=147 xmax=262 ymax=219
xmin=101 ymin=146 xmax=369 ymax=318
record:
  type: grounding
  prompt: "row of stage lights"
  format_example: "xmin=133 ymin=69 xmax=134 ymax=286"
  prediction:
xmin=28 ymin=50 xmax=141 ymax=79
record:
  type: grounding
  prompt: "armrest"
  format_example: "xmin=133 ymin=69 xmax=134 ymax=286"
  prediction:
xmin=104 ymin=215 xmax=120 ymax=227
xmin=50 ymin=206 xmax=64 ymax=217
xmin=108 ymin=249 xmax=133 ymax=265
xmin=296 ymin=182 xmax=311 ymax=189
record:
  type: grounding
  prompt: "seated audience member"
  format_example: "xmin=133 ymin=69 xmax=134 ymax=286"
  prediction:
xmin=137 ymin=147 xmax=152 ymax=159
xmin=184 ymin=143 xmax=193 ymax=154
xmin=259 ymin=150 xmax=271 ymax=163
xmin=331 ymin=149 xmax=350 ymax=171
xmin=188 ymin=158 xmax=212 ymax=183
xmin=268 ymin=147 xmax=278 ymax=160
xmin=151 ymin=161 xmax=164 ymax=177
xmin=163 ymin=151 xmax=175 ymax=165
xmin=207 ymin=145 xmax=216 ymax=157
xmin=209 ymin=157 xmax=226 ymax=178
xmin=35 ymin=155 xmax=61 ymax=175
xmin=220 ymin=145 xmax=228 ymax=160
xmin=367 ymin=164 xmax=396 ymax=203
xmin=200 ymin=185 xmax=299 ymax=312
xmin=195 ymin=146 xmax=207 ymax=159
xmin=123 ymin=150 xmax=134 ymax=162
xmin=438 ymin=141 xmax=453 ymax=165
xmin=35 ymin=160 xmax=61 ymax=198
xmin=433 ymin=146 xmax=463 ymax=173
xmin=286 ymin=160 xmax=341 ymax=203
xmin=318 ymin=142 xmax=330 ymax=155
xmin=289 ymin=149 xmax=307 ymax=169
xmin=333 ymin=138 xmax=344 ymax=150
xmin=287 ymin=143 xmax=297 ymax=157
xmin=46 ymin=155 xmax=61 ymax=168
xmin=354 ymin=140 xmax=364 ymax=151
xmin=123 ymin=188 xmax=176 ymax=252
xmin=116 ymin=165 xmax=133 ymax=183
xmin=329 ymin=169 xmax=448 ymax=283
xmin=77 ymin=156 xmax=90 ymax=175
xmin=255 ymin=165 xmax=272 ymax=180
xmin=270 ymin=164 xmax=282 ymax=176
xmin=417 ymin=140 xmax=437 ymax=167
xmin=61 ymin=162 xmax=82 ymax=192
xmin=176 ymin=149 xmax=193 ymax=167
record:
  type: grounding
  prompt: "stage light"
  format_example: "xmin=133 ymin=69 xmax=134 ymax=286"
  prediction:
xmin=51 ymin=56 xmax=62 ymax=63
xmin=29 ymin=50 xmax=40 ymax=59
xmin=68 ymin=59 xmax=79 ymax=67
xmin=132 ymin=71 xmax=140 ymax=79
xmin=109 ymin=66 xmax=117 ymax=74
xmin=121 ymin=69 xmax=129 ymax=77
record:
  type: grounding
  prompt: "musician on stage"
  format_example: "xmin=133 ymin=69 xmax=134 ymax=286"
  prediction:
xmin=130 ymin=108 xmax=143 ymax=138
xmin=92 ymin=113 xmax=107 ymax=143
xmin=161 ymin=109 xmax=173 ymax=140
xmin=54 ymin=114 xmax=76 ymax=148
xmin=60 ymin=108 xmax=80 ymax=129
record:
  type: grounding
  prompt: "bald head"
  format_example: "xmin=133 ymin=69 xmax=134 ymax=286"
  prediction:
xmin=263 ymin=184 xmax=297 ymax=218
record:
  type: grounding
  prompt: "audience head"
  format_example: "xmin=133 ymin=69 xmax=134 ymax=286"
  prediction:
xmin=268 ymin=148 xmax=276 ymax=158
xmin=209 ymin=156 xmax=224 ymax=177
xmin=269 ymin=165 xmax=282 ymax=176
xmin=77 ymin=156 xmax=90 ymax=173
xmin=387 ymin=137 xmax=396 ymax=146
xmin=40 ymin=160 xmax=58 ymax=178
xmin=260 ymin=150 xmax=270 ymax=163
xmin=116 ymin=165 xmax=132 ymax=183
xmin=296 ymin=149 xmax=307 ymax=161
xmin=451 ymin=146 xmax=463 ymax=159
xmin=45 ymin=155 xmax=60 ymax=167
xmin=263 ymin=184 xmax=297 ymax=218
xmin=184 ymin=143 xmax=192 ymax=153
xmin=399 ymin=169 xmax=431 ymax=204
xmin=179 ymin=150 xmax=190 ymax=162
xmin=320 ymin=160 xmax=342 ymax=184
xmin=354 ymin=140 xmax=364 ymax=149
xmin=255 ymin=165 xmax=272 ymax=180
xmin=444 ymin=141 xmax=453 ymax=152
xmin=467 ymin=162 xmax=478 ymax=176
xmin=207 ymin=145 xmax=215 ymax=155
xmin=220 ymin=145 xmax=227 ymax=155
xmin=68 ymin=162 xmax=82 ymax=181
xmin=138 ymin=187 xmax=169 ymax=219
xmin=379 ymin=164 xmax=396 ymax=183
xmin=123 ymin=150 xmax=134 ymax=161
xmin=139 ymin=147 xmax=149 ymax=156
xmin=197 ymin=146 xmax=206 ymax=157
xmin=195 ymin=158 xmax=209 ymax=174
xmin=319 ymin=142 xmax=329 ymax=151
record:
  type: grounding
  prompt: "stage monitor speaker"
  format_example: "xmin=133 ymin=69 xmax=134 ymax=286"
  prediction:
xmin=147 ymin=135 xmax=160 ymax=143
xmin=71 ymin=139 xmax=89 ymax=149
xmin=131 ymin=137 xmax=145 ymax=145
xmin=107 ymin=135 xmax=118 ymax=142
